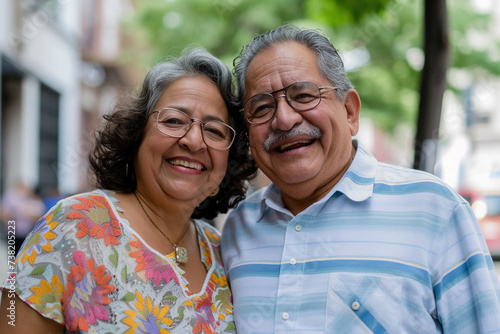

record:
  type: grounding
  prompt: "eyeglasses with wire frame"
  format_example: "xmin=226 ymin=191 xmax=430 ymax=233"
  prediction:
xmin=242 ymin=81 xmax=337 ymax=124
xmin=152 ymin=108 xmax=235 ymax=151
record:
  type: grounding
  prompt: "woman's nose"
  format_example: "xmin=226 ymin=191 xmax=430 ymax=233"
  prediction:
xmin=178 ymin=121 xmax=207 ymax=151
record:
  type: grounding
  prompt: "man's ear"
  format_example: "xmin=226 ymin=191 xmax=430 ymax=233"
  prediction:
xmin=344 ymin=89 xmax=361 ymax=136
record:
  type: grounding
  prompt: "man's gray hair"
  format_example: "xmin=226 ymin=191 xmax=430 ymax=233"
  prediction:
xmin=233 ymin=24 xmax=354 ymax=102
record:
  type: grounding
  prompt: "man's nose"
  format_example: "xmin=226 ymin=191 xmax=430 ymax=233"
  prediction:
xmin=271 ymin=95 xmax=303 ymax=131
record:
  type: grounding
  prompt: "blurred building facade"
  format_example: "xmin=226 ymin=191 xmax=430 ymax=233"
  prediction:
xmin=0 ymin=0 xmax=132 ymax=200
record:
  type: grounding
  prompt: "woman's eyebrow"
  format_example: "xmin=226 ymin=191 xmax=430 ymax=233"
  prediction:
xmin=166 ymin=106 xmax=227 ymax=123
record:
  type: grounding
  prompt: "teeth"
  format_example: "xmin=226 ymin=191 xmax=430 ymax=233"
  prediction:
xmin=279 ymin=140 xmax=311 ymax=151
xmin=169 ymin=159 xmax=203 ymax=171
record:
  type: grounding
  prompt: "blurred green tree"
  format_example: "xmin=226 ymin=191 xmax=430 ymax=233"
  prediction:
xmin=122 ymin=0 xmax=499 ymax=142
xmin=122 ymin=0 xmax=306 ymax=66
xmin=317 ymin=1 xmax=423 ymax=133
xmin=123 ymin=0 xmax=405 ymax=129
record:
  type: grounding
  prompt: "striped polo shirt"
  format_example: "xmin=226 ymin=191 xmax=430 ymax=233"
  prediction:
xmin=221 ymin=140 xmax=500 ymax=334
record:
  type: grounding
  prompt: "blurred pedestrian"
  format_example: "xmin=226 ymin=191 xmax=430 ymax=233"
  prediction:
xmin=41 ymin=185 xmax=61 ymax=211
xmin=1 ymin=181 xmax=45 ymax=255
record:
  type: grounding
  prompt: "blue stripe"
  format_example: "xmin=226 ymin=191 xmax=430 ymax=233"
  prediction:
xmin=238 ymin=200 xmax=260 ymax=211
xmin=374 ymin=182 xmax=455 ymax=200
xmin=434 ymin=253 xmax=488 ymax=301
xmin=230 ymin=259 xmax=432 ymax=286
xmin=228 ymin=263 xmax=280 ymax=280
xmin=343 ymin=171 xmax=375 ymax=186
xmin=445 ymin=290 xmax=500 ymax=333
xmin=486 ymin=255 xmax=495 ymax=270
xmin=348 ymin=295 xmax=389 ymax=334
xmin=304 ymin=259 xmax=431 ymax=285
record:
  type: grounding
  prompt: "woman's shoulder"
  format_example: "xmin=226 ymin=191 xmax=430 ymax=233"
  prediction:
xmin=49 ymin=189 xmax=109 ymax=207
xmin=48 ymin=189 xmax=120 ymax=216
xmin=40 ymin=189 xmax=123 ymax=238
xmin=15 ymin=189 xmax=125 ymax=268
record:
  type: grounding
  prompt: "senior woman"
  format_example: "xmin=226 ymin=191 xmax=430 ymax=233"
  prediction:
xmin=0 ymin=48 xmax=257 ymax=333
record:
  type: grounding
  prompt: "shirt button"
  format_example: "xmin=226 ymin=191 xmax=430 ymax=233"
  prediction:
xmin=282 ymin=312 xmax=289 ymax=320
xmin=289 ymin=258 xmax=297 ymax=265
xmin=295 ymin=224 xmax=302 ymax=232
xmin=351 ymin=301 xmax=360 ymax=311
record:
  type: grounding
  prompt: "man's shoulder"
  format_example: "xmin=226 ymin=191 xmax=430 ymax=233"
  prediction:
xmin=375 ymin=161 xmax=445 ymax=185
xmin=374 ymin=162 xmax=464 ymax=203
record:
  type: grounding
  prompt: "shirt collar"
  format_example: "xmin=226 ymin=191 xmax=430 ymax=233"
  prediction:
xmin=335 ymin=140 xmax=376 ymax=202
xmin=257 ymin=183 xmax=291 ymax=220
xmin=256 ymin=139 xmax=377 ymax=221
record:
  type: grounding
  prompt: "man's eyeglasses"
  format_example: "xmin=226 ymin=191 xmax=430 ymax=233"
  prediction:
xmin=242 ymin=81 xmax=337 ymax=124
xmin=153 ymin=108 xmax=235 ymax=151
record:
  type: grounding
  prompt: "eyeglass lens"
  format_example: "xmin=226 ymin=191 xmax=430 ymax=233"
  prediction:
xmin=244 ymin=81 xmax=323 ymax=124
xmin=156 ymin=108 xmax=234 ymax=150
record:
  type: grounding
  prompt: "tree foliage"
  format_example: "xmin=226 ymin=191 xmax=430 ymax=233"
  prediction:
xmin=335 ymin=1 xmax=423 ymax=132
xmin=305 ymin=0 xmax=393 ymax=25
xmin=448 ymin=0 xmax=500 ymax=77
xmin=123 ymin=0 xmax=306 ymax=66
xmin=122 ymin=0 xmax=500 ymax=134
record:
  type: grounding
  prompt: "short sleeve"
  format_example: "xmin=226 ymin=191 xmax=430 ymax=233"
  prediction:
xmin=2 ymin=202 xmax=67 ymax=324
xmin=1 ymin=191 xmax=123 ymax=331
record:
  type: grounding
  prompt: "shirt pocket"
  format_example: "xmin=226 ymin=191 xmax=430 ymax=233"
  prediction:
xmin=325 ymin=273 xmax=439 ymax=334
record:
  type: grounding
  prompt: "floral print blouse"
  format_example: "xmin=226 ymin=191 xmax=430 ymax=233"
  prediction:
xmin=2 ymin=189 xmax=235 ymax=333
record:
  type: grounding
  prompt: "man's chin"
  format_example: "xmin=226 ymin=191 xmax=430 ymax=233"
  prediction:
xmin=267 ymin=170 xmax=319 ymax=189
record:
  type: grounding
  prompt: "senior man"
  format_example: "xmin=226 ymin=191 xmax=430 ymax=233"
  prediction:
xmin=221 ymin=24 xmax=500 ymax=334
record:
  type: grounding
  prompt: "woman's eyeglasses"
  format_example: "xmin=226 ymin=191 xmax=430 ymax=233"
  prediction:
xmin=153 ymin=108 xmax=235 ymax=151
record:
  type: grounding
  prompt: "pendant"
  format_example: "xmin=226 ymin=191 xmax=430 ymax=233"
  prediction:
xmin=175 ymin=246 xmax=188 ymax=264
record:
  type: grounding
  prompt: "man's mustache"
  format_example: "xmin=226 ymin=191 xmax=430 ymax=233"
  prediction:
xmin=263 ymin=124 xmax=322 ymax=151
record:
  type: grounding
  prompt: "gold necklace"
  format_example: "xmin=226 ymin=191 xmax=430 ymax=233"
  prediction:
xmin=134 ymin=192 xmax=190 ymax=264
